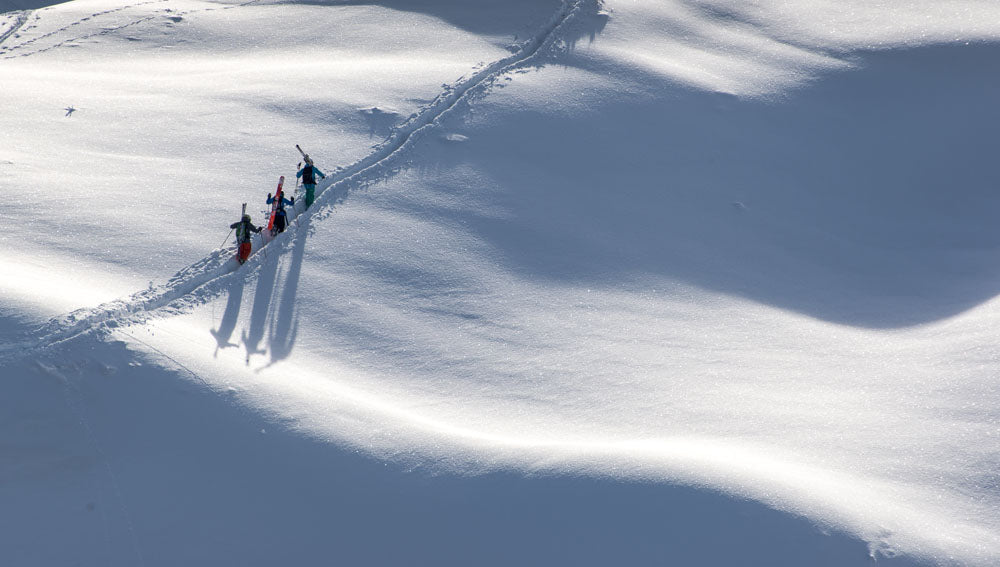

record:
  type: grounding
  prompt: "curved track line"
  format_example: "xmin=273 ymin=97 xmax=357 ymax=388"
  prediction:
xmin=0 ymin=0 xmax=262 ymax=59
xmin=0 ymin=0 xmax=169 ymax=56
xmin=10 ymin=0 xmax=598 ymax=361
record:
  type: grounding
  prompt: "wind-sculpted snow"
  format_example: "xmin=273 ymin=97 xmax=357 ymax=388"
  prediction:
xmin=588 ymin=0 xmax=1000 ymax=98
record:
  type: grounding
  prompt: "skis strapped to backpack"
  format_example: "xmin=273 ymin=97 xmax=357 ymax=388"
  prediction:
xmin=267 ymin=176 xmax=284 ymax=233
xmin=235 ymin=202 xmax=251 ymax=265
xmin=238 ymin=203 xmax=247 ymax=240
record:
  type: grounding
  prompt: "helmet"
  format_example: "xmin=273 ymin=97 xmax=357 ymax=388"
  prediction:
xmin=304 ymin=155 xmax=313 ymax=166
xmin=242 ymin=214 xmax=251 ymax=222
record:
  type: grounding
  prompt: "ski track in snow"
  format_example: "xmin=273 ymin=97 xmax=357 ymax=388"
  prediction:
xmin=0 ymin=10 xmax=30 ymax=46
xmin=7 ymin=0 xmax=599 ymax=361
xmin=0 ymin=0 xmax=263 ymax=59
xmin=0 ymin=0 xmax=170 ymax=57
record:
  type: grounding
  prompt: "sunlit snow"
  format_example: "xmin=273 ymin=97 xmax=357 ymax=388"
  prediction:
xmin=3 ymin=0 xmax=999 ymax=565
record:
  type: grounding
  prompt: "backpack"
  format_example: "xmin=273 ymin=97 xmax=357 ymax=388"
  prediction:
xmin=236 ymin=220 xmax=251 ymax=242
xmin=302 ymin=165 xmax=316 ymax=185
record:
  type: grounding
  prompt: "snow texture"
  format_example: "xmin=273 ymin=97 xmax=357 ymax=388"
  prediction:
xmin=2 ymin=0 xmax=1000 ymax=565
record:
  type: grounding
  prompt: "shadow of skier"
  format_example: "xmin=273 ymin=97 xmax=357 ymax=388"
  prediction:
xmin=241 ymin=247 xmax=281 ymax=364
xmin=210 ymin=276 xmax=246 ymax=357
xmin=261 ymin=219 xmax=307 ymax=369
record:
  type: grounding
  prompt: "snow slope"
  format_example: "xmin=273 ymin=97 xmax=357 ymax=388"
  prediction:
xmin=3 ymin=0 xmax=1000 ymax=565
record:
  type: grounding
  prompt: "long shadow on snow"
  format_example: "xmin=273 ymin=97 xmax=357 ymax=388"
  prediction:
xmin=419 ymin=44 xmax=1000 ymax=329
xmin=209 ymin=275 xmax=245 ymax=356
xmin=13 ymin=340 xmax=925 ymax=566
xmin=279 ymin=0 xmax=607 ymax=51
xmin=0 ymin=0 xmax=63 ymax=11
xmin=241 ymin=243 xmax=282 ymax=364
xmin=283 ymin=0 xmax=562 ymax=38
xmin=263 ymin=219 xmax=307 ymax=368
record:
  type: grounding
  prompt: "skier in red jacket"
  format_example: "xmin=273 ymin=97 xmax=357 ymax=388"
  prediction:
xmin=230 ymin=214 xmax=262 ymax=264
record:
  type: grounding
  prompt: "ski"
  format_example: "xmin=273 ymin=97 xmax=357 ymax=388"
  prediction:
xmin=295 ymin=144 xmax=307 ymax=159
xmin=236 ymin=203 xmax=249 ymax=264
xmin=267 ymin=176 xmax=285 ymax=233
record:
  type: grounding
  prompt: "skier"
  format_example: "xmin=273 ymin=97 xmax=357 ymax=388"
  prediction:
xmin=266 ymin=191 xmax=295 ymax=234
xmin=296 ymin=155 xmax=326 ymax=209
xmin=230 ymin=213 xmax=262 ymax=264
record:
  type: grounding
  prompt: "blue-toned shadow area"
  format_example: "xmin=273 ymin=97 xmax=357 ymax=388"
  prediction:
xmin=2 ymin=339 xmax=925 ymax=566
xmin=414 ymin=44 xmax=1000 ymax=328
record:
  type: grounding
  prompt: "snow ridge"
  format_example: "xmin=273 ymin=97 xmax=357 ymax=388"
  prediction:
xmin=11 ymin=0 xmax=600 ymax=361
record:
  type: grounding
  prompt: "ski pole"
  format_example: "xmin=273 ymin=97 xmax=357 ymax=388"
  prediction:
xmin=259 ymin=220 xmax=268 ymax=261
xmin=294 ymin=163 xmax=302 ymax=224
xmin=220 ymin=227 xmax=234 ymax=249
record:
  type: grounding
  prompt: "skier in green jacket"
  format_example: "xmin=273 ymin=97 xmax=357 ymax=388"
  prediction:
xmin=296 ymin=155 xmax=326 ymax=210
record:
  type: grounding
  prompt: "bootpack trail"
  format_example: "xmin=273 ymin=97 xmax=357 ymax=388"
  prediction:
xmin=6 ymin=0 xmax=601 ymax=364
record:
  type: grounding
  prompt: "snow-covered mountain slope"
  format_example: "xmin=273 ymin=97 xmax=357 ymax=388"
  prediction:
xmin=0 ymin=0 xmax=550 ymax=311
xmin=3 ymin=0 xmax=1000 ymax=565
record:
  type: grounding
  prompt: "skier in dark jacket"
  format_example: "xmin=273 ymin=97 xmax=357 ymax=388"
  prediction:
xmin=296 ymin=155 xmax=325 ymax=210
xmin=266 ymin=192 xmax=295 ymax=234
xmin=230 ymin=214 xmax=262 ymax=264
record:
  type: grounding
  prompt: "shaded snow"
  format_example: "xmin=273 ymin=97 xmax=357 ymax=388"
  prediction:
xmin=2 ymin=0 xmax=1000 ymax=565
